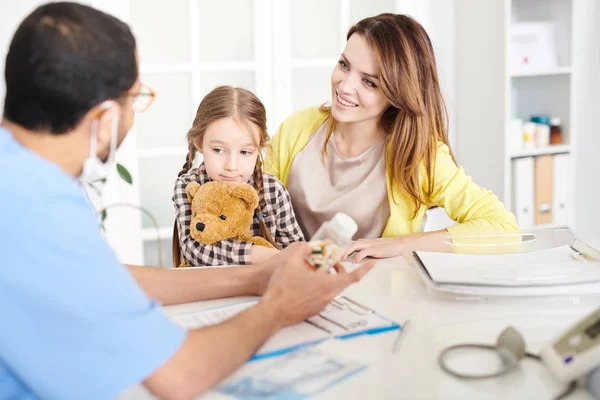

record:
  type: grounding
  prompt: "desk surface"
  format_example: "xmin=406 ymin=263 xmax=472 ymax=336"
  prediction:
xmin=121 ymin=237 xmax=600 ymax=400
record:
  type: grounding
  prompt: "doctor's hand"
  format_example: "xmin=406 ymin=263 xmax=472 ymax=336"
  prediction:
xmin=261 ymin=242 xmax=375 ymax=327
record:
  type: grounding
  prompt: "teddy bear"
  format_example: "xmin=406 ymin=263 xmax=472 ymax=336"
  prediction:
xmin=185 ymin=181 xmax=274 ymax=249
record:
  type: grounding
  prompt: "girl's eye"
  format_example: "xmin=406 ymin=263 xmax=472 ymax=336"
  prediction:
xmin=363 ymin=79 xmax=376 ymax=88
xmin=240 ymin=150 xmax=254 ymax=156
xmin=212 ymin=148 xmax=224 ymax=154
xmin=338 ymin=60 xmax=349 ymax=70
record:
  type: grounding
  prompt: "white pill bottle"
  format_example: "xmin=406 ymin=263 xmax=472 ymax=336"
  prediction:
xmin=306 ymin=212 xmax=358 ymax=272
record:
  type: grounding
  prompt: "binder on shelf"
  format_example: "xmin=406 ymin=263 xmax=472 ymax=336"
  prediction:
xmin=535 ymin=155 xmax=554 ymax=225
xmin=553 ymin=153 xmax=569 ymax=227
xmin=512 ymin=157 xmax=535 ymax=229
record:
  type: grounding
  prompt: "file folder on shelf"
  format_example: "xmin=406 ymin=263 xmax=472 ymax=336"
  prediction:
xmin=552 ymin=153 xmax=569 ymax=227
xmin=535 ymin=155 xmax=554 ymax=225
xmin=512 ymin=157 xmax=535 ymax=229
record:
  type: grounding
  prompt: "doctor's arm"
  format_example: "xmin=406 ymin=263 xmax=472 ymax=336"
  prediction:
xmin=142 ymin=244 xmax=374 ymax=399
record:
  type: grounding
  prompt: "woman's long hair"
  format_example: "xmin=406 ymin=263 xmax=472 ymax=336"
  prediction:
xmin=320 ymin=13 xmax=455 ymax=218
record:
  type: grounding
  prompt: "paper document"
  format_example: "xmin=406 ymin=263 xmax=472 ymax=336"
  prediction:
xmin=415 ymin=245 xmax=600 ymax=287
xmin=218 ymin=339 xmax=367 ymax=400
xmin=173 ymin=297 xmax=399 ymax=360
xmin=173 ymin=300 xmax=256 ymax=328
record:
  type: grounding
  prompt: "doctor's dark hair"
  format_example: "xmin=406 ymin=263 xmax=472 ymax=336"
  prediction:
xmin=3 ymin=2 xmax=137 ymax=134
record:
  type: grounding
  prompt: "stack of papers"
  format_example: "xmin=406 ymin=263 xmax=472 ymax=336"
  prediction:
xmin=413 ymin=245 xmax=600 ymax=296
xmin=416 ymin=245 xmax=600 ymax=287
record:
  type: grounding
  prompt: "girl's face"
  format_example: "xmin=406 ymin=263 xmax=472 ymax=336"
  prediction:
xmin=330 ymin=33 xmax=390 ymax=125
xmin=198 ymin=116 xmax=261 ymax=183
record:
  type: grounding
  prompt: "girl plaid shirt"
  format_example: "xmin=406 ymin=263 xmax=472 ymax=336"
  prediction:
xmin=173 ymin=164 xmax=305 ymax=266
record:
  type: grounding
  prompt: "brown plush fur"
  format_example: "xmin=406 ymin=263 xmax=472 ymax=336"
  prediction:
xmin=186 ymin=181 xmax=274 ymax=248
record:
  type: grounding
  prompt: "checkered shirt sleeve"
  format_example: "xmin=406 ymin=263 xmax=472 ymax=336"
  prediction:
xmin=261 ymin=175 xmax=305 ymax=247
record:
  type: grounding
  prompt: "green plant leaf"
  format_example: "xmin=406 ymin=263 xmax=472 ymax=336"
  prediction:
xmin=116 ymin=163 xmax=133 ymax=185
xmin=100 ymin=209 xmax=107 ymax=221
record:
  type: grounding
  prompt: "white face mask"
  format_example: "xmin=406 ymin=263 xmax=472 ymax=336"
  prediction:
xmin=79 ymin=103 xmax=119 ymax=184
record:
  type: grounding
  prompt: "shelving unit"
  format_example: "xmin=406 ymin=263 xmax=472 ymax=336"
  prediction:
xmin=509 ymin=144 xmax=571 ymax=158
xmin=510 ymin=66 xmax=571 ymax=77
xmin=455 ymin=0 xmax=578 ymax=231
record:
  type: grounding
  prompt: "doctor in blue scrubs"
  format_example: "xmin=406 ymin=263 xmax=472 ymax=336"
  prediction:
xmin=0 ymin=3 xmax=374 ymax=399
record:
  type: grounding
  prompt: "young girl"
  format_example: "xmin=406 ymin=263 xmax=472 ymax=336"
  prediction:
xmin=172 ymin=86 xmax=304 ymax=267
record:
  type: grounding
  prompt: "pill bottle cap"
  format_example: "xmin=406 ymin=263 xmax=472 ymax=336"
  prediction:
xmin=330 ymin=213 xmax=358 ymax=239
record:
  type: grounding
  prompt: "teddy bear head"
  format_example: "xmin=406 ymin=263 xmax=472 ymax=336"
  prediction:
xmin=185 ymin=181 xmax=259 ymax=245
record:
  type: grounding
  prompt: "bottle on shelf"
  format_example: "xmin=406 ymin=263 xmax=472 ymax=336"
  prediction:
xmin=530 ymin=114 xmax=551 ymax=148
xmin=535 ymin=124 xmax=550 ymax=147
xmin=550 ymin=117 xmax=563 ymax=145
xmin=522 ymin=122 xmax=536 ymax=149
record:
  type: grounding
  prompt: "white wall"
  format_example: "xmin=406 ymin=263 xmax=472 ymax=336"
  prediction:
xmin=428 ymin=0 xmax=457 ymax=150
xmin=574 ymin=0 xmax=600 ymax=240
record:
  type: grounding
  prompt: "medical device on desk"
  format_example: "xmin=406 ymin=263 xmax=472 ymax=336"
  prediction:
xmin=438 ymin=307 xmax=600 ymax=399
xmin=540 ymin=308 xmax=600 ymax=384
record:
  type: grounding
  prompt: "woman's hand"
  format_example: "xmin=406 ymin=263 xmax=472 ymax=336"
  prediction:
xmin=343 ymin=231 xmax=445 ymax=263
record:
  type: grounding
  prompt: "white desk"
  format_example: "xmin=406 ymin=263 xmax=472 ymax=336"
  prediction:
xmin=122 ymin=238 xmax=600 ymax=400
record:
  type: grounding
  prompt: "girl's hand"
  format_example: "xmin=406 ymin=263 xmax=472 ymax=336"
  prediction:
xmin=343 ymin=232 xmax=444 ymax=263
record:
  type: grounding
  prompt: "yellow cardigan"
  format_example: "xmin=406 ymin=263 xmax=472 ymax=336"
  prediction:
xmin=264 ymin=107 xmax=519 ymax=237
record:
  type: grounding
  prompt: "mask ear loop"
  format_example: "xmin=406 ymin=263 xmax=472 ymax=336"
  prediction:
xmin=105 ymin=109 xmax=119 ymax=166
xmin=88 ymin=119 xmax=99 ymax=162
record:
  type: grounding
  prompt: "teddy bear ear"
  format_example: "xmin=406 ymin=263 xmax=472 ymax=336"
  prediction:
xmin=230 ymin=184 xmax=259 ymax=211
xmin=185 ymin=182 xmax=202 ymax=203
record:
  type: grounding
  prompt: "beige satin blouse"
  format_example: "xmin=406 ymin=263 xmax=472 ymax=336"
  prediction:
xmin=287 ymin=122 xmax=390 ymax=239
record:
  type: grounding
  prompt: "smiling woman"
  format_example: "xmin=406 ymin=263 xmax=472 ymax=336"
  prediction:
xmin=265 ymin=13 xmax=519 ymax=262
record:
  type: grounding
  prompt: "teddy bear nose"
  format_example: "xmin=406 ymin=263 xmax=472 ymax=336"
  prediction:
xmin=196 ymin=222 xmax=205 ymax=232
